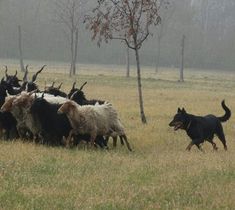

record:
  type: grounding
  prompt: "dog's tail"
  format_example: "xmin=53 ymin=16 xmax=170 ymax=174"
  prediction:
xmin=218 ymin=100 xmax=231 ymax=122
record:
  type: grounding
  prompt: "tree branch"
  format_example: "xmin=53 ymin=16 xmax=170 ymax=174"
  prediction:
xmin=111 ymin=36 xmax=136 ymax=50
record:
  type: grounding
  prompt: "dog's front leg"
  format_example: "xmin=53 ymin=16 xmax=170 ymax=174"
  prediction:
xmin=195 ymin=143 xmax=204 ymax=152
xmin=186 ymin=141 xmax=194 ymax=151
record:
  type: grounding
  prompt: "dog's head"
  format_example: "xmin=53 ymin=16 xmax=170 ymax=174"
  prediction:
xmin=169 ymin=108 xmax=189 ymax=131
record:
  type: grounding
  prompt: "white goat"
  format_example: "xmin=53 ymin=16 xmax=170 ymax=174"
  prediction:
xmin=58 ymin=100 xmax=132 ymax=150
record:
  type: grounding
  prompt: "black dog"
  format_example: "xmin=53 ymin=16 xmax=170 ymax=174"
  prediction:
xmin=169 ymin=100 xmax=231 ymax=151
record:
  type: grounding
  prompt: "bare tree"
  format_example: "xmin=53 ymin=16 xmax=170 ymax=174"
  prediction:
xmin=155 ymin=0 xmax=175 ymax=73
xmin=54 ymin=0 xmax=86 ymax=76
xmin=18 ymin=25 xmax=25 ymax=72
xmin=85 ymin=0 xmax=161 ymax=124
xmin=126 ymin=44 xmax=130 ymax=77
xmin=179 ymin=34 xmax=185 ymax=82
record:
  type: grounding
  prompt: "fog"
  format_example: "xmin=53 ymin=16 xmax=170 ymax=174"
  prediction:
xmin=0 ymin=0 xmax=235 ymax=70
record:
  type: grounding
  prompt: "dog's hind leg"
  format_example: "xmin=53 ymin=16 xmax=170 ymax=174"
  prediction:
xmin=207 ymin=136 xmax=218 ymax=151
xmin=216 ymin=124 xmax=228 ymax=151
xmin=208 ymin=140 xmax=218 ymax=151
xmin=195 ymin=143 xmax=204 ymax=152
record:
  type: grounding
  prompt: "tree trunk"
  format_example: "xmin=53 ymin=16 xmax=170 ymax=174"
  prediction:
xmin=180 ymin=35 xmax=185 ymax=82
xmin=155 ymin=36 xmax=161 ymax=73
xmin=134 ymin=48 xmax=147 ymax=124
xmin=18 ymin=25 xmax=25 ymax=72
xmin=126 ymin=45 xmax=130 ymax=77
xmin=73 ymin=29 xmax=79 ymax=75
xmin=70 ymin=29 xmax=78 ymax=76
xmin=69 ymin=29 xmax=74 ymax=77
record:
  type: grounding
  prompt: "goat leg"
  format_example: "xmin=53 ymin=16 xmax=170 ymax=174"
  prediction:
xmin=66 ymin=129 xmax=76 ymax=148
xmin=119 ymin=136 xmax=124 ymax=145
xmin=112 ymin=136 xmax=117 ymax=147
xmin=121 ymin=135 xmax=132 ymax=151
xmin=90 ymin=133 xmax=97 ymax=147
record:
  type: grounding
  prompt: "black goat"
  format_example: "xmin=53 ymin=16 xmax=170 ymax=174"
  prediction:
xmin=0 ymin=78 xmax=19 ymax=139
xmin=30 ymin=94 xmax=107 ymax=148
xmin=30 ymin=95 xmax=71 ymax=146
xmin=0 ymin=78 xmax=7 ymax=107
xmin=0 ymin=111 xmax=18 ymax=140
xmin=44 ymin=82 xmax=67 ymax=97
xmin=63 ymin=134 xmax=108 ymax=149
xmin=68 ymin=82 xmax=105 ymax=105
xmin=21 ymin=65 xmax=46 ymax=92
xmin=4 ymin=66 xmax=22 ymax=88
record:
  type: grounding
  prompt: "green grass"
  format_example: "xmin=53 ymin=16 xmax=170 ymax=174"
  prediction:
xmin=0 ymin=65 xmax=235 ymax=209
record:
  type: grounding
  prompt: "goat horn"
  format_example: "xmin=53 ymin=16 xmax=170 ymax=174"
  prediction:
xmin=72 ymin=82 xmax=76 ymax=89
xmin=58 ymin=83 xmax=63 ymax=89
xmin=4 ymin=66 xmax=8 ymax=77
xmin=51 ymin=81 xmax=55 ymax=87
xmin=69 ymin=90 xmax=78 ymax=100
xmin=79 ymin=81 xmax=87 ymax=90
xmin=32 ymin=65 xmax=46 ymax=82
xmin=6 ymin=90 xmax=10 ymax=97
xmin=14 ymin=70 xmax=18 ymax=77
xmin=28 ymin=89 xmax=37 ymax=96
xmin=23 ymin=65 xmax=29 ymax=82
xmin=41 ymin=92 xmax=45 ymax=99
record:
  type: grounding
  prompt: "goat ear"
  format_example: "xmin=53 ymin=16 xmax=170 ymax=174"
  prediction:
xmin=34 ymin=93 xmax=37 ymax=99
xmin=79 ymin=81 xmax=87 ymax=90
xmin=182 ymin=108 xmax=186 ymax=113
xmin=177 ymin=108 xmax=181 ymax=113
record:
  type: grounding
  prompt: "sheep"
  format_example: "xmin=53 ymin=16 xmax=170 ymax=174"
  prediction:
xmin=58 ymin=100 xmax=132 ymax=151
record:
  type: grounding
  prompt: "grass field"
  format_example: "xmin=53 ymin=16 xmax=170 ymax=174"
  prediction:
xmin=0 ymin=64 xmax=235 ymax=210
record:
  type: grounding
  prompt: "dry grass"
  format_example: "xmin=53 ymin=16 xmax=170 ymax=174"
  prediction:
xmin=0 ymin=64 xmax=235 ymax=209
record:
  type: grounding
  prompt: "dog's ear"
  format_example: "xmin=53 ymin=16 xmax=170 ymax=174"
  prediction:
xmin=182 ymin=108 xmax=186 ymax=113
xmin=177 ymin=108 xmax=182 ymax=113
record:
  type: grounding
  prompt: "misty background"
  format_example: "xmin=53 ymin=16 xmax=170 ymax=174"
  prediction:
xmin=0 ymin=0 xmax=235 ymax=70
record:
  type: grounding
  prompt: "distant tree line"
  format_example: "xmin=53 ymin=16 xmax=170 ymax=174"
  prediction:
xmin=0 ymin=0 xmax=235 ymax=70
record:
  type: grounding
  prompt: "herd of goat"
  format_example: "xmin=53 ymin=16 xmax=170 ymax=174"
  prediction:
xmin=0 ymin=65 xmax=132 ymax=151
